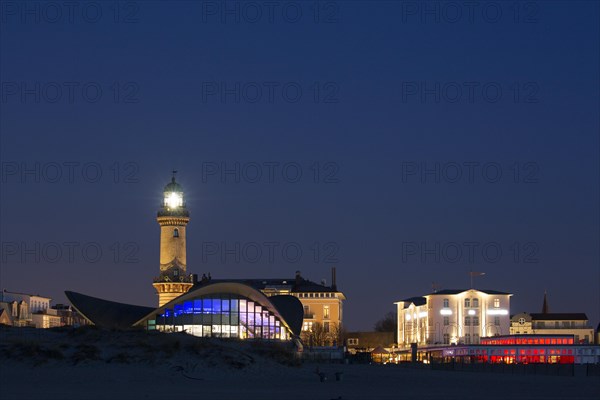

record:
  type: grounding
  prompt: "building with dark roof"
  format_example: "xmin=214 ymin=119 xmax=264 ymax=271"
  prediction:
xmin=65 ymin=291 xmax=155 ymax=330
xmin=346 ymin=331 xmax=395 ymax=354
xmin=510 ymin=312 xmax=594 ymax=344
xmin=509 ymin=293 xmax=595 ymax=344
xmin=395 ymin=288 xmax=513 ymax=348
xmin=133 ymin=282 xmax=304 ymax=340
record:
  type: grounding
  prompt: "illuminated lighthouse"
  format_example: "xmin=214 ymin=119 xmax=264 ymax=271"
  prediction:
xmin=152 ymin=172 xmax=193 ymax=307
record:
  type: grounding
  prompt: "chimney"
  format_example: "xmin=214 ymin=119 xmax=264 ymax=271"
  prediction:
xmin=331 ymin=267 xmax=337 ymax=291
xmin=295 ymin=270 xmax=302 ymax=285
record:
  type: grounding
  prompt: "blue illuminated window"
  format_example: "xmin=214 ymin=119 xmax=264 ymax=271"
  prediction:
xmin=213 ymin=299 xmax=221 ymax=313
xmin=174 ymin=304 xmax=183 ymax=317
xmin=149 ymin=293 xmax=290 ymax=341
xmin=203 ymin=299 xmax=212 ymax=313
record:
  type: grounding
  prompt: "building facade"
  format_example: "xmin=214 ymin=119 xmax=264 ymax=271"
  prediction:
xmin=0 ymin=290 xmax=53 ymax=327
xmin=396 ymin=289 xmax=512 ymax=347
xmin=510 ymin=312 xmax=595 ymax=344
xmin=288 ymin=270 xmax=344 ymax=346
xmin=31 ymin=309 xmax=62 ymax=329
xmin=51 ymin=304 xmax=89 ymax=327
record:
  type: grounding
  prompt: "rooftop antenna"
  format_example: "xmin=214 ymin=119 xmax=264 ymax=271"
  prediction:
xmin=172 ymin=170 xmax=178 ymax=182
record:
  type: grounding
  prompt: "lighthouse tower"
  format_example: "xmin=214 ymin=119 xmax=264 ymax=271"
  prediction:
xmin=152 ymin=172 xmax=193 ymax=307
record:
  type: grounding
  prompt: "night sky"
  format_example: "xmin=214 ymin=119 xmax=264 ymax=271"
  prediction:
xmin=1 ymin=1 xmax=598 ymax=331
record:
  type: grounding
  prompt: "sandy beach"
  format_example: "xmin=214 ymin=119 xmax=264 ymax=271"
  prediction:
xmin=1 ymin=328 xmax=598 ymax=400
xmin=2 ymin=361 xmax=599 ymax=400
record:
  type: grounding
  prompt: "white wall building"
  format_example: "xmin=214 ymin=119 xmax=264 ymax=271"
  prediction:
xmin=31 ymin=308 xmax=62 ymax=329
xmin=510 ymin=312 xmax=595 ymax=344
xmin=0 ymin=290 xmax=53 ymax=327
xmin=395 ymin=289 xmax=512 ymax=347
xmin=0 ymin=290 xmax=51 ymax=313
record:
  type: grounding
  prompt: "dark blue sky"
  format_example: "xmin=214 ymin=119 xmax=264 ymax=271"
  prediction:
xmin=1 ymin=1 xmax=598 ymax=330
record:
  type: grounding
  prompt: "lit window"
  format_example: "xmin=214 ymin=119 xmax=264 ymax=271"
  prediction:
xmin=323 ymin=306 xmax=330 ymax=319
xmin=493 ymin=298 xmax=500 ymax=308
xmin=348 ymin=338 xmax=359 ymax=346
xmin=443 ymin=299 xmax=449 ymax=308
xmin=464 ymin=299 xmax=470 ymax=308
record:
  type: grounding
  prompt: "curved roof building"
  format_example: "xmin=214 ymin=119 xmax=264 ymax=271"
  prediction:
xmin=65 ymin=282 xmax=304 ymax=341
xmin=134 ymin=282 xmax=303 ymax=339
xmin=65 ymin=291 xmax=155 ymax=330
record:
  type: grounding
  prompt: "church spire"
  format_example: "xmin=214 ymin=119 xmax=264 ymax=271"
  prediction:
xmin=541 ymin=290 xmax=549 ymax=314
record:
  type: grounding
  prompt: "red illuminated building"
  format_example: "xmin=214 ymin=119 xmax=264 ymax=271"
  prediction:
xmin=403 ymin=334 xmax=600 ymax=365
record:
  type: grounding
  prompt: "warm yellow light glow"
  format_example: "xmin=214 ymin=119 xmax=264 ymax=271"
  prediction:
xmin=165 ymin=192 xmax=183 ymax=208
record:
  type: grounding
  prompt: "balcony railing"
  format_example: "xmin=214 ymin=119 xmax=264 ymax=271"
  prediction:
xmin=153 ymin=275 xmax=193 ymax=283
xmin=304 ymin=313 xmax=315 ymax=319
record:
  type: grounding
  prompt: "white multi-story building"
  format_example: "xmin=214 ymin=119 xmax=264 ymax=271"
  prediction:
xmin=395 ymin=289 xmax=512 ymax=347
xmin=0 ymin=290 xmax=53 ymax=327
xmin=0 ymin=290 xmax=51 ymax=313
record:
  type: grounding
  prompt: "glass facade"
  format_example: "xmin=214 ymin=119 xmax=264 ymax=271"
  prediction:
xmin=146 ymin=293 xmax=290 ymax=340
